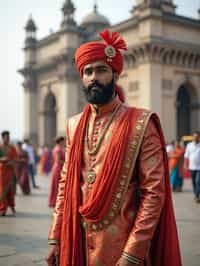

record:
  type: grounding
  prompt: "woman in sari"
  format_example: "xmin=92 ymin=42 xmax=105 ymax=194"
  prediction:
xmin=169 ymin=141 xmax=185 ymax=192
xmin=0 ymin=131 xmax=17 ymax=216
xmin=39 ymin=145 xmax=52 ymax=175
xmin=48 ymin=137 xmax=65 ymax=208
xmin=15 ymin=142 xmax=30 ymax=195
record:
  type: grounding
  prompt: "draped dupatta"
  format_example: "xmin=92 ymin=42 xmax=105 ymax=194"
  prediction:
xmin=60 ymin=104 xmax=136 ymax=266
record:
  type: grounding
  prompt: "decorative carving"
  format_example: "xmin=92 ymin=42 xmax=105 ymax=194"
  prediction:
xmin=124 ymin=42 xmax=200 ymax=70
xmin=20 ymin=66 xmax=37 ymax=92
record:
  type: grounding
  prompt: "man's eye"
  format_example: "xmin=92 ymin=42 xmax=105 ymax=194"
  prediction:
xmin=85 ymin=69 xmax=92 ymax=75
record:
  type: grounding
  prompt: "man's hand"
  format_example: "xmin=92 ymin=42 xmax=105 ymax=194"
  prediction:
xmin=116 ymin=257 xmax=139 ymax=266
xmin=46 ymin=245 xmax=60 ymax=266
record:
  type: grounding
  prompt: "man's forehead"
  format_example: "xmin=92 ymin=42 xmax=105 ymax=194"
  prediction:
xmin=83 ymin=61 xmax=110 ymax=70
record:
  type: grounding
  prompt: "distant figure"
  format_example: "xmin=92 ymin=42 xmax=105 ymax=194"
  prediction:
xmin=33 ymin=144 xmax=40 ymax=175
xmin=22 ymin=139 xmax=39 ymax=189
xmin=0 ymin=131 xmax=17 ymax=216
xmin=15 ymin=142 xmax=30 ymax=195
xmin=48 ymin=137 xmax=65 ymax=208
xmin=39 ymin=145 xmax=52 ymax=175
xmin=169 ymin=141 xmax=184 ymax=192
xmin=184 ymin=131 xmax=200 ymax=203
xmin=166 ymin=141 xmax=175 ymax=157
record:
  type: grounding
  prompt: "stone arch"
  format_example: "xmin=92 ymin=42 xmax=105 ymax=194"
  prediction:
xmin=176 ymin=82 xmax=198 ymax=139
xmin=44 ymin=91 xmax=57 ymax=145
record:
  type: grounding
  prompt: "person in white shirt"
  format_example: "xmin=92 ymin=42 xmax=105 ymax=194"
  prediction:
xmin=184 ymin=131 xmax=200 ymax=203
xmin=22 ymin=139 xmax=39 ymax=189
xmin=166 ymin=141 xmax=175 ymax=157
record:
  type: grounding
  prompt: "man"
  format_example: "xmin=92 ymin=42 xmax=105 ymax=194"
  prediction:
xmin=46 ymin=30 xmax=181 ymax=266
xmin=0 ymin=131 xmax=17 ymax=216
xmin=22 ymin=139 xmax=38 ymax=189
xmin=184 ymin=131 xmax=200 ymax=203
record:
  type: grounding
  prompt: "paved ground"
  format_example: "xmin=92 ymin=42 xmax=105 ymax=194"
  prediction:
xmin=0 ymin=176 xmax=200 ymax=266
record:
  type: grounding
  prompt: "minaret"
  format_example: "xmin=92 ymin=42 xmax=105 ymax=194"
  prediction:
xmin=24 ymin=15 xmax=37 ymax=49
xmin=160 ymin=0 xmax=176 ymax=14
xmin=58 ymin=0 xmax=80 ymax=121
xmin=24 ymin=15 xmax=37 ymax=65
xmin=60 ymin=0 xmax=77 ymax=31
xmin=19 ymin=15 xmax=38 ymax=144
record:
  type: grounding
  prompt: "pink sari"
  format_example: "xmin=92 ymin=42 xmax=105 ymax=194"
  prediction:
xmin=48 ymin=145 xmax=65 ymax=207
xmin=0 ymin=145 xmax=17 ymax=214
xmin=16 ymin=150 xmax=30 ymax=195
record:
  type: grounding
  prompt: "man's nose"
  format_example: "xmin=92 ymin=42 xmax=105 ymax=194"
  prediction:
xmin=90 ymin=71 xmax=98 ymax=82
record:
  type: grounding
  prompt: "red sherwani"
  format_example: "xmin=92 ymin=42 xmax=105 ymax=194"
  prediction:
xmin=49 ymin=97 xmax=179 ymax=265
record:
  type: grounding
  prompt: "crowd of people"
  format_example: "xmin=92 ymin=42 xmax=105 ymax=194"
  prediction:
xmin=167 ymin=131 xmax=200 ymax=203
xmin=0 ymin=130 xmax=65 ymax=216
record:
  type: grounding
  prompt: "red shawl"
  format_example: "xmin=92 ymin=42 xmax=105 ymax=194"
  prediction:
xmin=60 ymin=104 xmax=136 ymax=265
xmin=150 ymin=114 xmax=182 ymax=266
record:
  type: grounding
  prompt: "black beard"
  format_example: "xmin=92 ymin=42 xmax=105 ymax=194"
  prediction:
xmin=83 ymin=78 xmax=115 ymax=105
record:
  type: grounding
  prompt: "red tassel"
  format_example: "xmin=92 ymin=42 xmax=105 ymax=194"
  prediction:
xmin=115 ymin=85 xmax=125 ymax=103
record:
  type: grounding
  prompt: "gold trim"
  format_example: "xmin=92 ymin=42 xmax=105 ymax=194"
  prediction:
xmin=84 ymin=109 xmax=153 ymax=231
xmin=48 ymin=239 xmax=59 ymax=245
xmin=122 ymin=252 xmax=141 ymax=264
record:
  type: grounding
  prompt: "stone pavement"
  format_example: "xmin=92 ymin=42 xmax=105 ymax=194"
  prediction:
xmin=0 ymin=176 xmax=200 ymax=266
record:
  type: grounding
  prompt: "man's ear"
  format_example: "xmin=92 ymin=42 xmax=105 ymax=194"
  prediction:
xmin=113 ymin=72 xmax=119 ymax=83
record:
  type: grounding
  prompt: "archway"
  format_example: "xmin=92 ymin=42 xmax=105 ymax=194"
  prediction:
xmin=176 ymin=85 xmax=191 ymax=139
xmin=44 ymin=92 xmax=57 ymax=146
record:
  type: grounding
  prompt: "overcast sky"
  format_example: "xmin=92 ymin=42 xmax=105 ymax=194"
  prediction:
xmin=0 ymin=0 xmax=199 ymax=140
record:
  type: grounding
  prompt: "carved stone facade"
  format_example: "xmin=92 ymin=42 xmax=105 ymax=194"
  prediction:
xmin=19 ymin=0 xmax=200 ymax=144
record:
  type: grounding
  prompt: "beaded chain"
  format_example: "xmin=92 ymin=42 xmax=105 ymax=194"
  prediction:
xmin=85 ymin=103 xmax=122 ymax=156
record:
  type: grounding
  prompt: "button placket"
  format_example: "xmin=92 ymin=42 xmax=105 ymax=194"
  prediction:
xmin=86 ymin=117 xmax=108 ymax=188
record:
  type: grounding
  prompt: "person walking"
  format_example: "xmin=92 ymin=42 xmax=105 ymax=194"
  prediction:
xmin=22 ymin=139 xmax=39 ymax=189
xmin=169 ymin=141 xmax=184 ymax=192
xmin=15 ymin=141 xmax=30 ymax=195
xmin=48 ymin=137 xmax=65 ymax=208
xmin=0 ymin=131 xmax=17 ymax=216
xmin=184 ymin=131 xmax=200 ymax=203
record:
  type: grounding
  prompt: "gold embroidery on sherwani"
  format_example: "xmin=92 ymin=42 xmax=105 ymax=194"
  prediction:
xmin=107 ymin=224 xmax=119 ymax=235
xmin=85 ymin=110 xmax=153 ymax=231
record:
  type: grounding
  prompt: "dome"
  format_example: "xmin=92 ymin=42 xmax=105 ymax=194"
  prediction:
xmin=81 ymin=5 xmax=110 ymax=27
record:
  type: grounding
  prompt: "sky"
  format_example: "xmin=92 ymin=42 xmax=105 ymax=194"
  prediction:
xmin=0 ymin=0 xmax=199 ymax=140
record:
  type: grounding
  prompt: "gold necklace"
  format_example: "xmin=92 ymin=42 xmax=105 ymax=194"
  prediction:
xmin=85 ymin=103 xmax=121 ymax=156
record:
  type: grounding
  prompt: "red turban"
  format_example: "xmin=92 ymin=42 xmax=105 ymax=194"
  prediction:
xmin=75 ymin=29 xmax=127 ymax=102
xmin=75 ymin=29 xmax=127 ymax=77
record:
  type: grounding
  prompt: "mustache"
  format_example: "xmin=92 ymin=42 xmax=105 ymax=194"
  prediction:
xmin=87 ymin=80 xmax=105 ymax=91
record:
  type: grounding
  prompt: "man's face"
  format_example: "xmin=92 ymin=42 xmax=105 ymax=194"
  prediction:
xmin=82 ymin=61 xmax=117 ymax=105
xmin=2 ymin=134 xmax=10 ymax=145
xmin=193 ymin=133 xmax=199 ymax=143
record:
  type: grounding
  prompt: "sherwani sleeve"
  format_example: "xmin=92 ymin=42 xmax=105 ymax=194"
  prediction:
xmin=48 ymin=122 xmax=70 ymax=243
xmin=123 ymin=118 xmax=166 ymax=262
